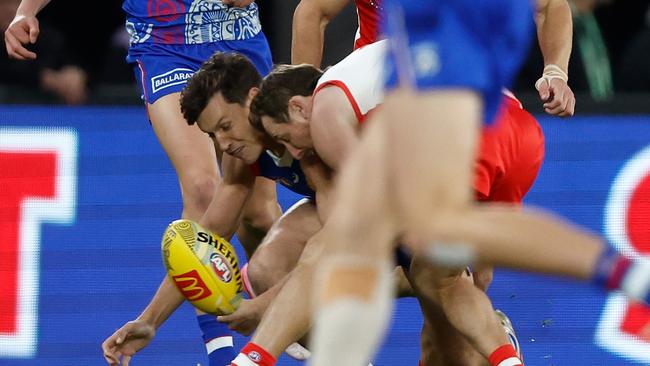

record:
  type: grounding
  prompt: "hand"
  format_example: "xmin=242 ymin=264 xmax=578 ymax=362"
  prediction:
xmin=217 ymin=298 xmax=266 ymax=336
xmin=222 ymin=0 xmax=255 ymax=8
xmin=101 ymin=320 xmax=156 ymax=366
xmin=4 ymin=14 xmax=40 ymax=60
xmin=40 ymin=66 xmax=88 ymax=105
xmin=537 ymin=78 xmax=575 ymax=117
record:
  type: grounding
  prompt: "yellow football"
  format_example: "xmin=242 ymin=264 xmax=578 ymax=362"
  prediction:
xmin=161 ymin=219 xmax=243 ymax=315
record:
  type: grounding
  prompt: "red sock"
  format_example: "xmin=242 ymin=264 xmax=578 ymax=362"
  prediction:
xmin=230 ymin=342 xmax=276 ymax=366
xmin=488 ymin=344 xmax=523 ymax=366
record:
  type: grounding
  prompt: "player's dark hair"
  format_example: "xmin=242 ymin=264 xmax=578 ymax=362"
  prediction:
xmin=249 ymin=64 xmax=323 ymax=131
xmin=181 ymin=52 xmax=262 ymax=125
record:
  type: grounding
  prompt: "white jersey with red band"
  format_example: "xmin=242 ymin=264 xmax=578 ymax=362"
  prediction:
xmin=315 ymin=40 xmax=388 ymax=122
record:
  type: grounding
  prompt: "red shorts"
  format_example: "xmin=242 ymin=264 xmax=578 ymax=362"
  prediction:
xmin=474 ymin=95 xmax=545 ymax=204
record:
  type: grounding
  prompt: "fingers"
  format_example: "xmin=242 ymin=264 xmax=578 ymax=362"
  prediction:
xmin=216 ymin=314 xmax=232 ymax=324
xmin=4 ymin=31 xmax=36 ymax=60
xmin=102 ymin=344 xmax=121 ymax=365
xmin=543 ymin=93 xmax=564 ymax=114
xmin=102 ymin=329 xmax=127 ymax=365
xmin=543 ymin=82 xmax=575 ymax=117
xmin=27 ymin=19 xmax=40 ymax=43
xmin=559 ymin=93 xmax=576 ymax=117
xmin=537 ymin=80 xmax=550 ymax=102
xmin=122 ymin=355 xmax=132 ymax=366
xmin=217 ymin=314 xmax=253 ymax=335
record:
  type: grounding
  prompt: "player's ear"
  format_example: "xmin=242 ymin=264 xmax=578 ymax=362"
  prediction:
xmin=246 ymin=87 xmax=260 ymax=106
xmin=288 ymin=95 xmax=311 ymax=119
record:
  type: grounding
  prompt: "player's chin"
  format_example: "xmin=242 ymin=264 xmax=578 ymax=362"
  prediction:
xmin=241 ymin=154 xmax=257 ymax=165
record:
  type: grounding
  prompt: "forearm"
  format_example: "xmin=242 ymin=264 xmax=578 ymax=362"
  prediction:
xmin=15 ymin=0 xmax=51 ymax=17
xmin=536 ymin=0 xmax=572 ymax=73
xmin=199 ymin=181 xmax=252 ymax=240
xmin=137 ymin=275 xmax=186 ymax=329
xmin=291 ymin=1 xmax=328 ymax=66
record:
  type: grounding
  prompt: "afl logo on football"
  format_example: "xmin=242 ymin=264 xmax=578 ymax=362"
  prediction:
xmin=596 ymin=145 xmax=650 ymax=363
xmin=210 ymin=252 xmax=233 ymax=283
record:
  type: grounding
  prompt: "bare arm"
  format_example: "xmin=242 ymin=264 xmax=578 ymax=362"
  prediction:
xmin=199 ymin=153 xmax=256 ymax=239
xmin=300 ymin=153 xmax=334 ymax=221
xmin=102 ymin=154 xmax=256 ymax=364
xmin=310 ymin=86 xmax=359 ymax=171
xmin=4 ymin=0 xmax=51 ymax=60
xmin=291 ymin=0 xmax=351 ymax=66
xmin=135 ymin=155 xmax=255 ymax=327
xmin=536 ymin=0 xmax=572 ymax=73
xmin=535 ymin=0 xmax=575 ymax=116
xmin=136 ymin=276 xmax=185 ymax=328
xmin=308 ymin=86 xmax=359 ymax=219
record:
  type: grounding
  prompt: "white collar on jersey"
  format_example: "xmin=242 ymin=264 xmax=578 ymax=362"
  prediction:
xmin=265 ymin=148 xmax=294 ymax=167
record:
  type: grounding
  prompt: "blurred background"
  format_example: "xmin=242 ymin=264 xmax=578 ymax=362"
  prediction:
xmin=1 ymin=1 xmax=650 ymax=366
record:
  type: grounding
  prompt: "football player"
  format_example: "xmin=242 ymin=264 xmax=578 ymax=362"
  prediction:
xmin=100 ymin=52 xmax=324 ymax=366
xmin=229 ymin=40 xmax=543 ymax=366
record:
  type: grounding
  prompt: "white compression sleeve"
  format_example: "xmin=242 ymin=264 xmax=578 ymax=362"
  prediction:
xmin=309 ymin=258 xmax=395 ymax=366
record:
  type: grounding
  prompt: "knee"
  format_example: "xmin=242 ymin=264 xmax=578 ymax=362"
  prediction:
xmin=246 ymin=250 xmax=288 ymax=295
xmin=242 ymin=199 xmax=281 ymax=234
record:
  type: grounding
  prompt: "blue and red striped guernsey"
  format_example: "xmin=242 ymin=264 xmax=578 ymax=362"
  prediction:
xmin=123 ymin=0 xmax=262 ymax=45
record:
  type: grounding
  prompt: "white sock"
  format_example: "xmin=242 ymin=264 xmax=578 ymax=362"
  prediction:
xmin=309 ymin=259 xmax=394 ymax=366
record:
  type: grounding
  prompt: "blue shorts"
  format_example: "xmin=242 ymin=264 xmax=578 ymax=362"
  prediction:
xmin=382 ymin=0 xmax=534 ymax=124
xmin=127 ymin=32 xmax=273 ymax=105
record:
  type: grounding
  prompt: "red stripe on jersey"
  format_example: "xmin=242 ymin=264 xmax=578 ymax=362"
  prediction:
xmin=314 ymin=80 xmax=365 ymax=122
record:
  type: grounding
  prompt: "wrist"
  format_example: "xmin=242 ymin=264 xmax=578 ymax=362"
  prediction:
xmin=136 ymin=311 xmax=161 ymax=329
xmin=16 ymin=0 xmax=50 ymax=17
xmin=535 ymin=64 xmax=568 ymax=91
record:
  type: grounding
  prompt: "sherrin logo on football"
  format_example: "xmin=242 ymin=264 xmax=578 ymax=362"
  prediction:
xmin=161 ymin=219 xmax=243 ymax=315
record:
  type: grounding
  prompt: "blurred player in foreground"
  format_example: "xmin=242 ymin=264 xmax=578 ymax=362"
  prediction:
xmin=5 ymin=0 xmax=283 ymax=364
xmin=229 ymin=39 xmax=544 ymax=366
xmin=307 ymin=1 xmax=650 ymax=366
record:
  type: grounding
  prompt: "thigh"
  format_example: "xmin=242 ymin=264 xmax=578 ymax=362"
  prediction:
xmin=382 ymin=89 xmax=481 ymax=235
xmin=324 ymin=118 xmax=398 ymax=259
xmin=148 ymin=92 xmax=221 ymax=188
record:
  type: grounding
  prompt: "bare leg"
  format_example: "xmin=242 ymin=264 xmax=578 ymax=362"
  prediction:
xmin=149 ymin=93 xmax=220 ymax=221
xmin=310 ymin=116 xmax=398 ymax=366
xmin=409 ymin=255 xmax=505 ymax=365
xmin=420 ymin=203 xmax=605 ymax=280
xmin=417 ymin=293 xmax=489 ymax=366
xmin=246 ymin=199 xmax=321 ymax=295
xmin=308 ymin=89 xmax=515 ymax=366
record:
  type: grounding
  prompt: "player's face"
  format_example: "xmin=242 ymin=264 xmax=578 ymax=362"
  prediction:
xmin=197 ymin=91 xmax=265 ymax=164
xmin=261 ymin=115 xmax=312 ymax=160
